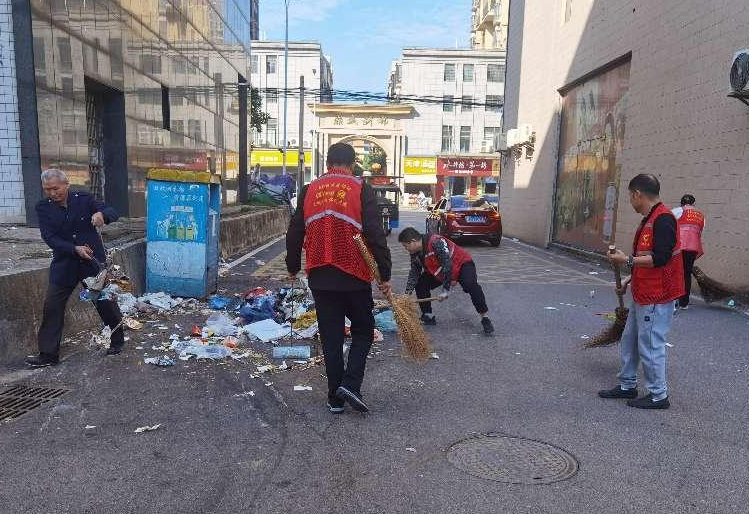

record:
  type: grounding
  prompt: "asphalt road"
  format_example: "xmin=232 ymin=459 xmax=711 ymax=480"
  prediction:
xmin=0 ymin=210 xmax=747 ymax=513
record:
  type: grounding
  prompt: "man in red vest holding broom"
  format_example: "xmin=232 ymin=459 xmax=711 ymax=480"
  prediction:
xmin=599 ymin=174 xmax=684 ymax=409
xmin=286 ymin=143 xmax=391 ymax=414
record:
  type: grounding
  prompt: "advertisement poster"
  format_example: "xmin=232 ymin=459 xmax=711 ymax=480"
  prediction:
xmin=552 ymin=60 xmax=630 ymax=252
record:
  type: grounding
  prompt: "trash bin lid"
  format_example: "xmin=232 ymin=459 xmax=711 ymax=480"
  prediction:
xmin=147 ymin=168 xmax=221 ymax=184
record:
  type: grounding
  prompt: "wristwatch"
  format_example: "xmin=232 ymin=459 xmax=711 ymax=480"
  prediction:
xmin=626 ymin=255 xmax=634 ymax=268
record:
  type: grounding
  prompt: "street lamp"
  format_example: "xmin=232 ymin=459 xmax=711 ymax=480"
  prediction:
xmin=282 ymin=0 xmax=290 ymax=176
xmin=311 ymin=68 xmax=317 ymax=177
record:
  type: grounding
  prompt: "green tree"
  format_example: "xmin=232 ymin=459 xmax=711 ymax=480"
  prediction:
xmin=362 ymin=146 xmax=387 ymax=172
xmin=251 ymin=87 xmax=269 ymax=131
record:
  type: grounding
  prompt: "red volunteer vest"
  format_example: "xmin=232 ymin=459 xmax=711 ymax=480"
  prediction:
xmin=302 ymin=171 xmax=372 ymax=283
xmin=631 ymin=203 xmax=685 ymax=305
xmin=678 ymin=205 xmax=705 ymax=257
xmin=424 ymin=234 xmax=473 ymax=283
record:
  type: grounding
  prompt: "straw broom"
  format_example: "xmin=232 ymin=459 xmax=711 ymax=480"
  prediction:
xmin=353 ymin=234 xmax=432 ymax=363
xmin=585 ymin=245 xmax=629 ymax=348
xmin=692 ymin=265 xmax=735 ymax=303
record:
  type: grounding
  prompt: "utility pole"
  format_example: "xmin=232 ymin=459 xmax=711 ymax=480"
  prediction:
xmin=297 ymin=75 xmax=304 ymax=196
xmin=238 ymin=75 xmax=248 ymax=202
xmin=282 ymin=0 xmax=289 ymax=176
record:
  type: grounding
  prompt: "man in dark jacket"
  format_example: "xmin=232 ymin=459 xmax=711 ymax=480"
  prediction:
xmin=26 ymin=169 xmax=125 ymax=368
xmin=286 ymin=143 xmax=391 ymax=414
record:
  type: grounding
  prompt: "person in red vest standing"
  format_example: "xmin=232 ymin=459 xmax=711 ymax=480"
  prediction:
xmin=397 ymin=227 xmax=494 ymax=335
xmin=286 ymin=143 xmax=391 ymax=414
xmin=599 ymin=174 xmax=685 ymax=409
xmin=672 ymin=194 xmax=705 ymax=310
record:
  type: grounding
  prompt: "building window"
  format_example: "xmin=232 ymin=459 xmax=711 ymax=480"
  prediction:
xmin=170 ymin=88 xmax=184 ymax=106
xmin=463 ymin=63 xmax=474 ymax=82
xmin=266 ymin=88 xmax=278 ymax=103
xmin=140 ymin=54 xmax=162 ymax=74
xmin=487 ymin=64 xmax=505 ymax=82
xmin=486 ymin=94 xmax=503 ymax=112
xmin=564 ymin=0 xmax=573 ymax=23
xmin=61 ymin=77 xmax=73 ymax=95
xmin=173 ymin=57 xmax=186 ymax=75
xmin=484 ymin=126 xmax=501 ymax=142
xmin=461 ymin=95 xmax=472 ymax=112
xmin=171 ymin=119 xmax=184 ymax=146
xmin=188 ymin=119 xmax=202 ymax=145
xmin=266 ymin=118 xmax=278 ymax=145
xmin=109 ymin=38 xmax=123 ymax=77
xmin=460 ymin=126 xmax=471 ymax=152
xmin=33 ymin=37 xmax=46 ymax=73
xmin=251 ymin=55 xmax=258 ymax=74
xmin=444 ymin=63 xmax=455 ymax=82
xmin=441 ymin=125 xmax=453 ymax=152
xmin=442 ymin=95 xmax=454 ymax=113
xmin=266 ymin=56 xmax=277 ymax=74
xmin=57 ymin=37 xmax=72 ymax=73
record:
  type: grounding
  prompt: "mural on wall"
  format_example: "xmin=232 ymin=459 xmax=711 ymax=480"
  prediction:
xmin=553 ymin=60 xmax=630 ymax=253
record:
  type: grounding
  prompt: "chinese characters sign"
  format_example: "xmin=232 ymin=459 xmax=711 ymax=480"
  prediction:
xmin=404 ymin=157 xmax=437 ymax=175
xmin=436 ymin=157 xmax=499 ymax=177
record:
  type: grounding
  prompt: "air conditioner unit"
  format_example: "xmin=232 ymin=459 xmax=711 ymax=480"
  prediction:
xmin=506 ymin=128 xmax=520 ymax=147
xmin=481 ymin=138 xmax=494 ymax=153
xmin=517 ymin=124 xmax=533 ymax=144
xmin=729 ymin=49 xmax=748 ymax=98
xmin=495 ymin=131 xmax=508 ymax=151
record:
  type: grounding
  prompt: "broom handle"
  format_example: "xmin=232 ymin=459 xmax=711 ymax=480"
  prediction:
xmin=608 ymin=244 xmax=626 ymax=310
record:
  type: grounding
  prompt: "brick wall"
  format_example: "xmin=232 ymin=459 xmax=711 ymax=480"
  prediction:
xmin=0 ymin=0 xmax=25 ymax=224
xmin=502 ymin=0 xmax=749 ymax=287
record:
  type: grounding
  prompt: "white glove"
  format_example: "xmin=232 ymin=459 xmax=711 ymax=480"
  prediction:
xmin=438 ymin=290 xmax=449 ymax=302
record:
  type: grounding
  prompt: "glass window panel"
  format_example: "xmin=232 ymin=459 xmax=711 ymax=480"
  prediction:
xmin=443 ymin=63 xmax=455 ymax=82
xmin=442 ymin=95 xmax=453 ymax=112
xmin=461 ymin=95 xmax=472 ymax=112
xmin=486 ymin=95 xmax=503 ymax=112
xmin=441 ymin=125 xmax=453 ymax=152
xmin=460 ymin=126 xmax=471 ymax=152
xmin=463 ymin=64 xmax=473 ymax=82
xmin=266 ymin=55 xmax=276 ymax=74
xmin=487 ymin=64 xmax=504 ymax=82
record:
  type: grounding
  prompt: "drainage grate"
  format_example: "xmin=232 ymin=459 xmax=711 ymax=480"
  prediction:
xmin=0 ymin=385 xmax=70 ymax=421
xmin=446 ymin=433 xmax=578 ymax=484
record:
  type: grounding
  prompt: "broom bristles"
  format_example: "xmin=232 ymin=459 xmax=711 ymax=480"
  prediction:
xmin=692 ymin=266 xmax=734 ymax=303
xmin=353 ymin=234 xmax=432 ymax=363
xmin=585 ymin=307 xmax=629 ymax=348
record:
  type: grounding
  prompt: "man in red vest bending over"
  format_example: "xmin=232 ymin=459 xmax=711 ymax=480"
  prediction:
xmin=672 ymin=194 xmax=705 ymax=310
xmin=286 ymin=143 xmax=391 ymax=414
xmin=599 ymin=174 xmax=684 ymax=409
xmin=397 ymin=227 xmax=494 ymax=335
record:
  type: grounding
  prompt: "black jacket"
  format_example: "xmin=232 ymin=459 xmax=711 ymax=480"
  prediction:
xmin=36 ymin=191 xmax=118 ymax=287
xmin=286 ymin=181 xmax=391 ymax=291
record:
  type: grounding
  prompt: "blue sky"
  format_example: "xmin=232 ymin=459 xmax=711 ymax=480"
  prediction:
xmin=259 ymin=0 xmax=473 ymax=95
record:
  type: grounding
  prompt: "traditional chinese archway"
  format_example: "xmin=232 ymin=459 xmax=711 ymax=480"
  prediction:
xmin=310 ymin=103 xmax=415 ymax=191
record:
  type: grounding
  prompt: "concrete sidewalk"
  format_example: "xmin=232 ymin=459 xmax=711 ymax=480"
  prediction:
xmin=0 ymin=212 xmax=746 ymax=513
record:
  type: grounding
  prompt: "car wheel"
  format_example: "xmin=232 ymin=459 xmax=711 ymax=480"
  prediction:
xmin=490 ymin=237 xmax=501 ymax=247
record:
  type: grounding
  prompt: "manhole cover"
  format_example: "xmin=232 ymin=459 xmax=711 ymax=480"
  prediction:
xmin=446 ymin=433 xmax=578 ymax=484
xmin=0 ymin=385 xmax=70 ymax=421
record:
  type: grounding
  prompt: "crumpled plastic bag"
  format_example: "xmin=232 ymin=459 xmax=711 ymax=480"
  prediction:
xmin=243 ymin=319 xmax=291 ymax=343
xmin=239 ymin=295 xmax=277 ymax=324
xmin=209 ymin=295 xmax=232 ymax=310
xmin=374 ymin=310 xmax=397 ymax=333
xmin=139 ymin=292 xmax=183 ymax=311
xmin=117 ymin=292 xmax=138 ymax=315
xmin=204 ymin=312 xmax=238 ymax=336
xmin=170 ymin=339 xmax=232 ymax=360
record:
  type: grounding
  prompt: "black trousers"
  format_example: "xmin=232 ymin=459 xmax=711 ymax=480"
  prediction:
xmin=311 ymin=289 xmax=374 ymax=399
xmin=679 ymin=251 xmax=698 ymax=307
xmin=38 ymin=282 xmax=124 ymax=358
xmin=415 ymin=261 xmax=489 ymax=315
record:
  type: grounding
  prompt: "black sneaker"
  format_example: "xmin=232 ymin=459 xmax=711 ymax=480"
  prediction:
xmin=335 ymin=386 xmax=369 ymax=413
xmin=25 ymin=355 xmax=59 ymax=368
xmin=481 ymin=317 xmax=494 ymax=335
xmin=420 ymin=314 xmax=437 ymax=326
xmin=598 ymin=385 xmax=638 ymax=399
xmin=327 ymin=398 xmax=345 ymax=414
xmin=627 ymin=393 xmax=670 ymax=409
xmin=105 ymin=345 xmax=123 ymax=356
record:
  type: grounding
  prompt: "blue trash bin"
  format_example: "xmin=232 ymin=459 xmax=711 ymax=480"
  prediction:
xmin=145 ymin=169 xmax=221 ymax=299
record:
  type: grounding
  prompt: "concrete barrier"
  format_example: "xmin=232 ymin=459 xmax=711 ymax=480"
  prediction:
xmin=0 ymin=207 xmax=290 ymax=365
xmin=220 ymin=207 xmax=290 ymax=259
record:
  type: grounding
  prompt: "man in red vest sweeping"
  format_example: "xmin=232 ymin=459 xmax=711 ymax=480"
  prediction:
xmin=286 ymin=143 xmax=391 ymax=414
xmin=397 ymin=227 xmax=494 ymax=335
xmin=599 ymin=174 xmax=685 ymax=409
xmin=672 ymin=194 xmax=705 ymax=310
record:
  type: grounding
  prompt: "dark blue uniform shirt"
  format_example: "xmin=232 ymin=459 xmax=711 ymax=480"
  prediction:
xmin=36 ymin=191 xmax=119 ymax=287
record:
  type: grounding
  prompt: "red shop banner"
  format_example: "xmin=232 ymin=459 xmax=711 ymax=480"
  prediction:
xmin=436 ymin=157 xmax=499 ymax=177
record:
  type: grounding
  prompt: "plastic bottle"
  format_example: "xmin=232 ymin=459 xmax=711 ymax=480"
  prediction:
xmin=175 ymin=216 xmax=185 ymax=240
xmin=186 ymin=215 xmax=196 ymax=240
xmin=167 ymin=215 xmax=177 ymax=240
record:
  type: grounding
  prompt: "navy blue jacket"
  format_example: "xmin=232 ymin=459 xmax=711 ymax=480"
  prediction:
xmin=36 ymin=191 xmax=119 ymax=287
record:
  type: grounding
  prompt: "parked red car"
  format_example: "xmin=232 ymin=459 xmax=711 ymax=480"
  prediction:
xmin=426 ymin=195 xmax=502 ymax=246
